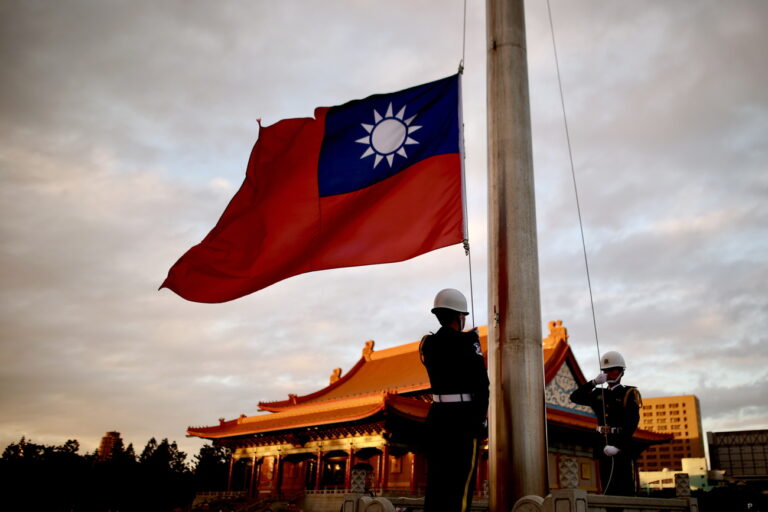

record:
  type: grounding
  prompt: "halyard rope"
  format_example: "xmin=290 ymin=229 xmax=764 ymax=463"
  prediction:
xmin=459 ymin=0 xmax=475 ymax=327
xmin=545 ymin=0 xmax=615 ymax=494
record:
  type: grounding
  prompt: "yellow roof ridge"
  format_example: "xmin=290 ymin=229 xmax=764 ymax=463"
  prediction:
xmin=240 ymin=392 xmax=386 ymax=424
xmin=369 ymin=340 xmax=420 ymax=360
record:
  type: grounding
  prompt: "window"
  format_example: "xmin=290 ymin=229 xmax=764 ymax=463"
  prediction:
xmin=670 ymin=403 xmax=679 ymax=408
xmin=670 ymin=410 xmax=680 ymax=415
xmin=656 ymin=404 xmax=666 ymax=409
xmin=659 ymin=426 xmax=668 ymax=431
xmin=671 ymin=425 xmax=681 ymax=430
xmin=657 ymin=411 xmax=667 ymax=416
xmin=643 ymin=412 xmax=653 ymax=417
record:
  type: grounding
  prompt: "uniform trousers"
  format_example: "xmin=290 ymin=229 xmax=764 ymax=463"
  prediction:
xmin=599 ymin=450 xmax=637 ymax=496
xmin=423 ymin=402 xmax=482 ymax=512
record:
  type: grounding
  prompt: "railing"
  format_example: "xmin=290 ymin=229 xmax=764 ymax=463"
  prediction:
xmin=195 ymin=490 xmax=248 ymax=500
xmin=303 ymin=487 xmax=485 ymax=498
xmin=511 ymin=489 xmax=699 ymax=512
xmin=192 ymin=490 xmax=249 ymax=508
xmin=304 ymin=488 xmax=426 ymax=496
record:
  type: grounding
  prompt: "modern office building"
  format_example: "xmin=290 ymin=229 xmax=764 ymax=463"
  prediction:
xmin=708 ymin=429 xmax=768 ymax=480
xmin=637 ymin=395 xmax=705 ymax=471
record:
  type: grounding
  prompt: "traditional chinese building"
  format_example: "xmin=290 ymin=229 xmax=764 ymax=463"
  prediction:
xmin=187 ymin=321 xmax=669 ymax=501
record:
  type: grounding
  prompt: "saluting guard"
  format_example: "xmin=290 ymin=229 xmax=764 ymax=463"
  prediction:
xmin=570 ymin=350 xmax=642 ymax=496
xmin=420 ymin=288 xmax=489 ymax=512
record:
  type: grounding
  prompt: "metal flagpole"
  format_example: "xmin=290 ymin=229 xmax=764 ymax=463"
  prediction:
xmin=486 ymin=0 xmax=549 ymax=509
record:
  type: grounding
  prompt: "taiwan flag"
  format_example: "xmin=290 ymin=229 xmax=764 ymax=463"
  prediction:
xmin=161 ymin=75 xmax=465 ymax=303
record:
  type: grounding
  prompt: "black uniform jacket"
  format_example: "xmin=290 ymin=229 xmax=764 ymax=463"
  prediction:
xmin=570 ymin=380 xmax=642 ymax=454
xmin=420 ymin=327 xmax=490 ymax=435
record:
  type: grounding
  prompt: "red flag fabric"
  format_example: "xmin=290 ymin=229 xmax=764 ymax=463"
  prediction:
xmin=161 ymin=75 xmax=464 ymax=302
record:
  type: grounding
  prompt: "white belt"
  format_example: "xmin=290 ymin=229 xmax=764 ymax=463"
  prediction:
xmin=432 ymin=393 xmax=473 ymax=403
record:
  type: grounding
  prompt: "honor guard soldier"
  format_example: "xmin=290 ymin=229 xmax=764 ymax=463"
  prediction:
xmin=570 ymin=350 xmax=642 ymax=496
xmin=420 ymin=288 xmax=489 ymax=512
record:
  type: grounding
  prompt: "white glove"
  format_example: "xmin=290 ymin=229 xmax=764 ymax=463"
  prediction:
xmin=604 ymin=445 xmax=620 ymax=457
xmin=593 ymin=372 xmax=608 ymax=385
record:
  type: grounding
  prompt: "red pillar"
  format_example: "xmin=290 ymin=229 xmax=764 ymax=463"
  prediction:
xmin=380 ymin=445 xmax=390 ymax=491
xmin=274 ymin=453 xmax=283 ymax=498
xmin=250 ymin=456 xmax=260 ymax=498
xmin=409 ymin=452 xmax=417 ymax=493
xmin=376 ymin=452 xmax=383 ymax=493
xmin=227 ymin=455 xmax=235 ymax=492
xmin=344 ymin=448 xmax=355 ymax=490
xmin=315 ymin=450 xmax=323 ymax=490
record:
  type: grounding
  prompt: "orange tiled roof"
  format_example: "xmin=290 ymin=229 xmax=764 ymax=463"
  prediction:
xmin=259 ymin=322 xmax=577 ymax=411
xmin=188 ymin=392 xmax=429 ymax=440
xmin=259 ymin=327 xmax=491 ymax=411
xmin=547 ymin=407 xmax=672 ymax=444
xmin=188 ymin=321 xmax=671 ymax=445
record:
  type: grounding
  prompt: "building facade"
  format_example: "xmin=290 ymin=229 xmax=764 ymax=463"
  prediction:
xmin=637 ymin=395 xmax=705 ymax=471
xmin=188 ymin=321 xmax=670 ymax=501
xmin=639 ymin=457 xmax=714 ymax=492
xmin=708 ymin=429 xmax=768 ymax=480
xmin=97 ymin=431 xmax=123 ymax=461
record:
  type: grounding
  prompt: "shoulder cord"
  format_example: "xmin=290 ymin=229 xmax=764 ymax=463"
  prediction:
xmin=419 ymin=333 xmax=432 ymax=365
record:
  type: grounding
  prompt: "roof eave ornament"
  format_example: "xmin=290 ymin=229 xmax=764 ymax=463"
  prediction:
xmin=362 ymin=340 xmax=375 ymax=361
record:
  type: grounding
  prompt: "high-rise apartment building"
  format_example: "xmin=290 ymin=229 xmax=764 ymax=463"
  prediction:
xmin=637 ymin=395 xmax=705 ymax=471
xmin=97 ymin=431 xmax=123 ymax=461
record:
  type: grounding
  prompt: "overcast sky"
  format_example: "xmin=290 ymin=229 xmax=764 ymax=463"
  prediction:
xmin=1 ymin=0 xmax=766 ymax=460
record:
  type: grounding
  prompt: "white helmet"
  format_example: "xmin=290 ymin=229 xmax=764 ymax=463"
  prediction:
xmin=431 ymin=288 xmax=469 ymax=315
xmin=600 ymin=351 xmax=626 ymax=370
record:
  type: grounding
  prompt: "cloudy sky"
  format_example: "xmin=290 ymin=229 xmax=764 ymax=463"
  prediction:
xmin=1 ymin=0 xmax=766 ymax=460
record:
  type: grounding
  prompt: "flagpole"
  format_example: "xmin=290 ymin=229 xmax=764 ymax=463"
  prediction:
xmin=486 ymin=0 xmax=549 ymax=509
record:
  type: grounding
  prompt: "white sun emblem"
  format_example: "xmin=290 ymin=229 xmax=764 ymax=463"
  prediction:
xmin=356 ymin=103 xmax=421 ymax=169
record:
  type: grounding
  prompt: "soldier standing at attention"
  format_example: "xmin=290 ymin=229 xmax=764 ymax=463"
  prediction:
xmin=420 ymin=289 xmax=489 ymax=512
xmin=570 ymin=351 xmax=642 ymax=496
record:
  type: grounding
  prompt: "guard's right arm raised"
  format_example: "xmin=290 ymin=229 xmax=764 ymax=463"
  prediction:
xmin=570 ymin=379 xmax=596 ymax=406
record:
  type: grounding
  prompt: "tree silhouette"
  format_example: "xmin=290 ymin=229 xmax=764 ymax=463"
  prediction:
xmin=0 ymin=437 xmax=241 ymax=511
xmin=193 ymin=443 xmax=231 ymax=491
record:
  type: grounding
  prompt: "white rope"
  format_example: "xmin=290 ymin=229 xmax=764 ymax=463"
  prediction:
xmin=464 ymin=240 xmax=476 ymax=329
xmin=544 ymin=0 xmax=602 ymax=362
xmin=545 ymin=0 xmax=616 ymax=495
xmin=458 ymin=0 xmax=474 ymax=327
